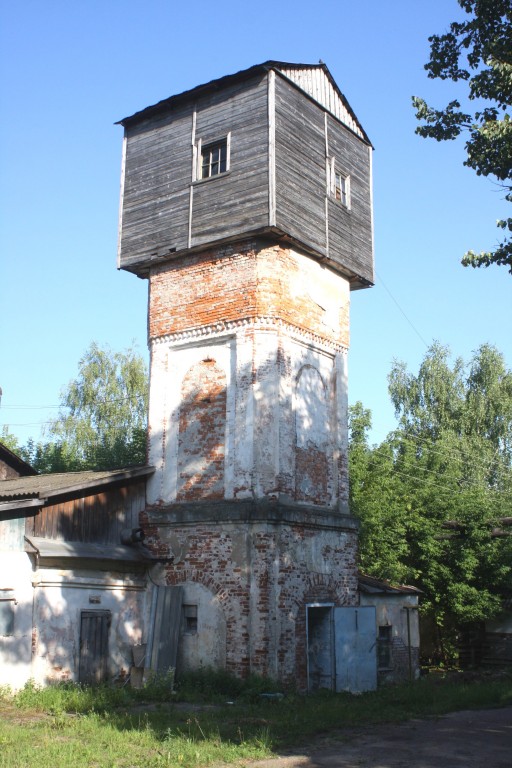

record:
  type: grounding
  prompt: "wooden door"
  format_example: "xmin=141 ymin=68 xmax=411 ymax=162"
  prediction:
xmin=79 ymin=610 xmax=111 ymax=684
xmin=150 ymin=586 xmax=183 ymax=673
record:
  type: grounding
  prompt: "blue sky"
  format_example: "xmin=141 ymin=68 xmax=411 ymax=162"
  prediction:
xmin=1 ymin=0 xmax=510 ymax=448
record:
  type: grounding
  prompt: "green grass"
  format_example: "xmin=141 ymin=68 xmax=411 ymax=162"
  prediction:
xmin=1 ymin=669 xmax=511 ymax=768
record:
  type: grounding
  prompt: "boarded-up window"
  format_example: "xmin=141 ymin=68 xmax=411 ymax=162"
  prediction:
xmin=177 ymin=360 xmax=227 ymax=501
xmin=295 ymin=365 xmax=330 ymax=504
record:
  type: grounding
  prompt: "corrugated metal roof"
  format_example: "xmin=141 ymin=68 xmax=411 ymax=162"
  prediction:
xmin=118 ymin=60 xmax=371 ymax=145
xmin=0 ymin=466 xmax=154 ymax=502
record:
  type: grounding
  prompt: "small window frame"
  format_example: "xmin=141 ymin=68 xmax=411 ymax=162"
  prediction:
xmin=328 ymin=157 xmax=351 ymax=209
xmin=194 ymin=134 xmax=231 ymax=182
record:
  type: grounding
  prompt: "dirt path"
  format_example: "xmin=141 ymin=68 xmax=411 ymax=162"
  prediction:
xmin=250 ymin=706 xmax=512 ymax=768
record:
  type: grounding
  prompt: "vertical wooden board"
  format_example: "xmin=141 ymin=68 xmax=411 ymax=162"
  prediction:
xmin=0 ymin=518 xmax=25 ymax=550
xmin=326 ymin=116 xmax=373 ymax=283
xmin=274 ymin=76 xmax=327 ymax=256
xmin=79 ymin=610 xmax=111 ymax=685
xmin=150 ymin=585 xmax=183 ymax=674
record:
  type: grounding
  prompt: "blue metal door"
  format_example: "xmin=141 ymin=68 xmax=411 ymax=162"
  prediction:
xmin=334 ymin=607 xmax=377 ymax=692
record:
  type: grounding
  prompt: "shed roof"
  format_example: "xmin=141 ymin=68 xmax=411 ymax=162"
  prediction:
xmin=0 ymin=442 xmax=37 ymax=477
xmin=0 ymin=466 xmax=154 ymax=503
xmin=358 ymin=573 xmax=422 ymax=595
xmin=25 ymin=535 xmax=156 ymax=564
xmin=118 ymin=60 xmax=371 ymax=145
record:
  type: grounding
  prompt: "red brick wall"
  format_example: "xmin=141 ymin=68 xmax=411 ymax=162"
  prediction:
xmin=146 ymin=516 xmax=358 ymax=688
xmin=149 ymin=241 xmax=350 ymax=348
xmin=177 ymin=360 xmax=226 ymax=501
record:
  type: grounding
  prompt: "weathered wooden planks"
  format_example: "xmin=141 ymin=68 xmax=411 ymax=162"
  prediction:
xmin=118 ymin=63 xmax=374 ymax=286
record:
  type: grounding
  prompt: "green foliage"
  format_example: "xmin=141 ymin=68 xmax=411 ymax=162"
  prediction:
xmin=23 ymin=342 xmax=149 ymax=472
xmin=350 ymin=343 xmax=512 ymax=659
xmin=412 ymin=0 xmax=512 ymax=272
xmin=0 ymin=427 xmax=20 ymax=453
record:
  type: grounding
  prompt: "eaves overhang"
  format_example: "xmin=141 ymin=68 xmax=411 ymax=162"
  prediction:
xmin=0 ymin=498 xmax=43 ymax=521
xmin=0 ymin=465 xmax=155 ymax=505
xmin=116 ymin=60 xmax=371 ymax=146
xmin=358 ymin=573 xmax=423 ymax=595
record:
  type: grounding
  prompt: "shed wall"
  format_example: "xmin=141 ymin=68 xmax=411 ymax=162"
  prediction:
xmin=26 ymin=482 xmax=146 ymax=545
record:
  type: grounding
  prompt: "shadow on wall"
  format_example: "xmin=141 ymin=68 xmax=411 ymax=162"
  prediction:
xmin=157 ymin=349 xmax=341 ymax=505
xmin=0 ymin=566 xmax=149 ymax=688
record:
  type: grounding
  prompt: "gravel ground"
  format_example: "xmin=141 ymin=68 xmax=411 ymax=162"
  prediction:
xmin=249 ymin=706 xmax=512 ymax=768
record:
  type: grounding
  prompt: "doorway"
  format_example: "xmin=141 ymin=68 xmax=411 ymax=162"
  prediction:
xmin=79 ymin=610 xmax=111 ymax=684
xmin=307 ymin=603 xmax=334 ymax=691
xmin=306 ymin=605 xmax=378 ymax=693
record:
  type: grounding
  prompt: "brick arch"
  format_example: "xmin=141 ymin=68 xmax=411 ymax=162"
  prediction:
xmin=165 ymin=564 xmax=251 ymax=678
xmin=177 ymin=359 xmax=227 ymax=500
xmin=294 ymin=364 xmax=330 ymax=504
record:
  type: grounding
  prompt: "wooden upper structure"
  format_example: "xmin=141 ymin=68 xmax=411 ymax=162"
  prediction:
xmin=117 ymin=61 xmax=374 ymax=289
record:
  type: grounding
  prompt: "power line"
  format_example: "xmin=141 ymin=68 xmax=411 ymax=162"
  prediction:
xmin=376 ymin=269 xmax=429 ymax=348
xmin=383 ymin=429 xmax=510 ymax=470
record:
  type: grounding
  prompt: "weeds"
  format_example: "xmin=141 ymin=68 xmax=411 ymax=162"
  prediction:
xmin=0 ymin=669 xmax=511 ymax=767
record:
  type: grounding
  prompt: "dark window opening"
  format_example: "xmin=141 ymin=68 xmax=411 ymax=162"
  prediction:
xmin=0 ymin=599 xmax=15 ymax=636
xmin=182 ymin=604 xmax=198 ymax=634
xmin=378 ymin=625 xmax=392 ymax=669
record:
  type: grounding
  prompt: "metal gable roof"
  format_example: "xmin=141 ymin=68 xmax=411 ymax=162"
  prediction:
xmin=117 ymin=60 xmax=370 ymax=144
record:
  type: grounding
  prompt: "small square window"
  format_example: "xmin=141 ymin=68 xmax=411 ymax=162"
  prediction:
xmin=199 ymin=138 xmax=228 ymax=179
xmin=182 ymin=604 xmax=198 ymax=634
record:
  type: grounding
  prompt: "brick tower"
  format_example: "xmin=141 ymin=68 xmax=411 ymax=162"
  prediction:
xmin=117 ymin=62 xmax=374 ymax=690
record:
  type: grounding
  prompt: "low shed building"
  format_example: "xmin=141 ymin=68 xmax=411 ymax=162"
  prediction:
xmin=0 ymin=467 xmax=156 ymax=688
xmin=359 ymin=574 xmax=421 ymax=684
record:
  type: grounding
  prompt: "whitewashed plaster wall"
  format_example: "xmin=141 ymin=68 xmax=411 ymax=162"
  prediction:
xmin=0 ymin=523 xmax=33 ymax=690
xmin=147 ymin=324 xmax=348 ymax=509
xmin=176 ymin=580 xmax=227 ymax=672
xmin=31 ymin=568 xmax=151 ymax=685
xmin=359 ymin=593 xmax=420 ymax=649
